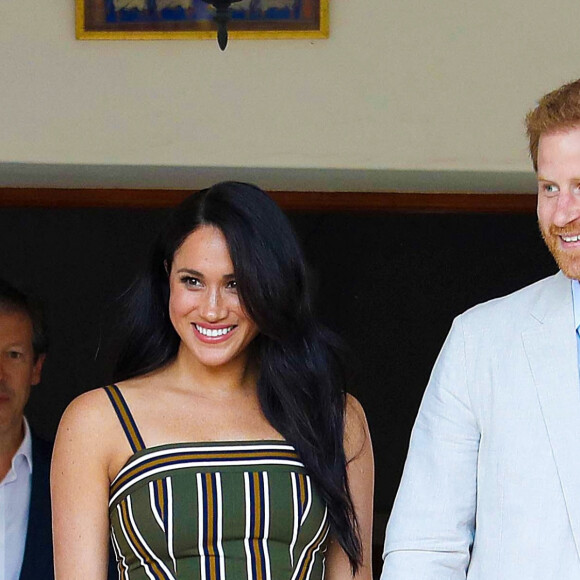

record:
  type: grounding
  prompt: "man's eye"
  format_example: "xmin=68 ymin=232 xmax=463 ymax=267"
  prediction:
xmin=8 ymin=351 xmax=23 ymax=359
xmin=541 ymin=183 xmax=559 ymax=195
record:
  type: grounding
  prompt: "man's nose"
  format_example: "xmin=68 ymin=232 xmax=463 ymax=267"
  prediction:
xmin=552 ymin=189 xmax=580 ymax=228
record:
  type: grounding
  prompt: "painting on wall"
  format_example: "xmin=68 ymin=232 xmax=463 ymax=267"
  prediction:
xmin=77 ymin=0 xmax=328 ymax=40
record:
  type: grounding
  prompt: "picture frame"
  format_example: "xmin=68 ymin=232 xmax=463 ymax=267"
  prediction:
xmin=76 ymin=0 xmax=329 ymax=40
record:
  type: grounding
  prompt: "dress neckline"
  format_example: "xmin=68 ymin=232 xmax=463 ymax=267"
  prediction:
xmin=112 ymin=438 xmax=293 ymax=485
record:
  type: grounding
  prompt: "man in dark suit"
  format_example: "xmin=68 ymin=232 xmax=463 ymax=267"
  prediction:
xmin=0 ymin=278 xmax=52 ymax=580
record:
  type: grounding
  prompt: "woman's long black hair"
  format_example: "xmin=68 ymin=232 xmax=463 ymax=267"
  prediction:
xmin=114 ymin=182 xmax=362 ymax=571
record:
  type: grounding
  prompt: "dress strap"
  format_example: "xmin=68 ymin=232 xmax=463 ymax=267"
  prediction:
xmin=103 ymin=384 xmax=146 ymax=453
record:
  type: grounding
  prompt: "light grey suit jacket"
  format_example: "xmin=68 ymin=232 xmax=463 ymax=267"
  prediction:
xmin=381 ymin=272 xmax=580 ymax=579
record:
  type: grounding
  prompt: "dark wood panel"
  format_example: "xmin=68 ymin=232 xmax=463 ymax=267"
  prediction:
xmin=0 ymin=188 xmax=537 ymax=213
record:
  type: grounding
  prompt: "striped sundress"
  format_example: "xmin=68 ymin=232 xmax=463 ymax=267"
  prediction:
xmin=105 ymin=385 xmax=330 ymax=580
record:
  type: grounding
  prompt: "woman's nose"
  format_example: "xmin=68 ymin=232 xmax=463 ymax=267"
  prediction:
xmin=199 ymin=288 xmax=226 ymax=321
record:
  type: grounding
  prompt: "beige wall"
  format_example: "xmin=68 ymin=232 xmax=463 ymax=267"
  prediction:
xmin=2 ymin=0 xmax=580 ymax=190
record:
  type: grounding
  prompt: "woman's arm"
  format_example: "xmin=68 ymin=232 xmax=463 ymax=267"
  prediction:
xmin=51 ymin=389 xmax=117 ymax=579
xmin=325 ymin=394 xmax=375 ymax=580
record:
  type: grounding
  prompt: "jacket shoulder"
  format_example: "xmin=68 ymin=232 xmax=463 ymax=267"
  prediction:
xmin=459 ymin=272 xmax=565 ymax=327
xmin=31 ymin=432 xmax=53 ymax=465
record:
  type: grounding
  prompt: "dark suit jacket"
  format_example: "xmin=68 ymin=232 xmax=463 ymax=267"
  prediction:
xmin=19 ymin=433 xmax=53 ymax=580
xmin=18 ymin=431 xmax=118 ymax=580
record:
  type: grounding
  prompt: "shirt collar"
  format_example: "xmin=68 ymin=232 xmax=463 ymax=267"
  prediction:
xmin=12 ymin=417 xmax=33 ymax=474
xmin=572 ymin=279 xmax=580 ymax=332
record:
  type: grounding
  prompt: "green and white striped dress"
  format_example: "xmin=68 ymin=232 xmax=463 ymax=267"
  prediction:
xmin=105 ymin=385 xmax=330 ymax=580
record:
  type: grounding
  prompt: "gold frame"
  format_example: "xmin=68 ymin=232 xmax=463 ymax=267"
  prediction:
xmin=76 ymin=0 xmax=328 ymax=40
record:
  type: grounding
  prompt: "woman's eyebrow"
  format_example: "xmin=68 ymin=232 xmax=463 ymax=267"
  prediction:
xmin=176 ymin=268 xmax=204 ymax=276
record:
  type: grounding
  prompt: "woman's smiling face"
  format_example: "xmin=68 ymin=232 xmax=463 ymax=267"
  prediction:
xmin=168 ymin=225 xmax=259 ymax=369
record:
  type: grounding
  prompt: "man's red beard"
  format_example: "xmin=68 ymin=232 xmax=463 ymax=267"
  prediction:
xmin=540 ymin=221 xmax=580 ymax=279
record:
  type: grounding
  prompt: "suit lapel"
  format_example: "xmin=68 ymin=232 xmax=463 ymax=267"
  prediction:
xmin=524 ymin=272 xmax=580 ymax=558
xmin=19 ymin=434 xmax=53 ymax=580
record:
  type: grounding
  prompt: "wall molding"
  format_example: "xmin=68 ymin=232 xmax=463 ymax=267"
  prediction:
xmin=0 ymin=188 xmax=537 ymax=213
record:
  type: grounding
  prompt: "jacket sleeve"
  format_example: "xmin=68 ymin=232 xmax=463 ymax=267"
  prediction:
xmin=381 ymin=316 xmax=480 ymax=579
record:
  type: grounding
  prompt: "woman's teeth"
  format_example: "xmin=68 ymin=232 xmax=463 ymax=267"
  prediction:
xmin=195 ymin=324 xmax=234 ymax=337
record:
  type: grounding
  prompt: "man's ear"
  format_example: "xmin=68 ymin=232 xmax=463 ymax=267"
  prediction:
xmin=31 ymin=353 xmax=46 ymax=387
xmin=164 ymin=260 xmax=170 ymax=275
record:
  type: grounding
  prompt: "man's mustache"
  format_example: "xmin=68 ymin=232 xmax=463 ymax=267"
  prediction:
xmin=0 ymin=382 xmax=14 ymax=397
xmin=548 ymin=224 xmax=580 ymax=236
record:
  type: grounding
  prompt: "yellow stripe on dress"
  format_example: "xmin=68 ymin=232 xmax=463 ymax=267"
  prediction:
xmin=104 ymin=385 xmax=145 ymax=453
xmin=110 ymin=443 xmax=303 ymax=506
xmin=110 ymin=526 xmax=129 ymax=580
xmin=118 ymin=497 xmax=176 ymax=580
xmin=244 ymin=471 xmax=271 ymax=580
xmin=197 ymin=472 xmax=225 ymax=580
xmin=291 ymin=507 xmax=330 ymax=580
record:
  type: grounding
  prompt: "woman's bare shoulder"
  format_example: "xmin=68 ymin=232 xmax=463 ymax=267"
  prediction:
xmin=344 ymin=394 xmax=373 ymax=463
xmin=56 ymin=386 xmax=119 ymax=441
xmin=58 ymin=375 xmax=158 ymax=434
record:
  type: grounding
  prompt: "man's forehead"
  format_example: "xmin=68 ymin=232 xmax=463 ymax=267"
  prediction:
xmin=538 ymin=127 xmax=580 ymax=165
xmin=0 ymin=308 xmax=34 ymax=338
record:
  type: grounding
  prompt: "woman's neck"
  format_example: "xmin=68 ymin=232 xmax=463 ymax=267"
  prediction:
xmin=167 ymin=344 xmax=258 ymax=399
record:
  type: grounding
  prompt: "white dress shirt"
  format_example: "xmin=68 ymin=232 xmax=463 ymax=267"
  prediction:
xmin=0 ymin=419 xmax=32 ymax=580
xmin=572 ymin=280 xmax=580 ymax=367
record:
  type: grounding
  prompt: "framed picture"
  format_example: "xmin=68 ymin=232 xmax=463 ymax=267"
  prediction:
xmin=76 ymin=0 xmax=329 ymax=40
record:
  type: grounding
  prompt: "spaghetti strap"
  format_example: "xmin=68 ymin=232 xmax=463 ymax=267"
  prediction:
xmin=104 ymin=384 xmax=146 ymax=453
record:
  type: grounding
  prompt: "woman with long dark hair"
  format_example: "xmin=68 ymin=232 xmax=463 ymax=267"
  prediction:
xmin=52 ymin=182 xmax=374 ymax=579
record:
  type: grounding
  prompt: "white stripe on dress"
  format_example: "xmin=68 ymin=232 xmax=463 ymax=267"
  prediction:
xmin=113 ymin=443 xmax=300 ymax=481
xmin=126 ymin=495 xmax=176 ymax=580
xmin=166 ymin=477 xmax=177 ymax=574
xmin=291 ymin=507 xmax=329 ymax=580
xmin=243 ymin=472 xmax=253 ymax=580
xmin=110 ymin=526 xmax=130 ymax=580
xmin=111 ymin=457 xmax=303 ymax=506
xmin=302 ymin=525 xmax=330 ymax=580
xmin=301 ymin=476 xmax=312 ymax=525
xmin=289 ymin=473 xmax=300 ymax=567
xmin=262 ymin=472 xmax=272 ymax=580
xmin=215 ymin=473 xmax=226 ymax=579
xmin=116 ymin=502 xmax=156 ymax=580
xmin=148 ymin=481 xmax=165 ymax=531
xmin=196 ymin=473 xmax=207 ymax=580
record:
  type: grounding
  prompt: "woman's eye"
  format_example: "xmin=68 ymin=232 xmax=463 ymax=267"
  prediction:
xmin=226 ymin=280 xmax=238 ymax=290
xmin=181 ymin=276 xmax=201 ymax=288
